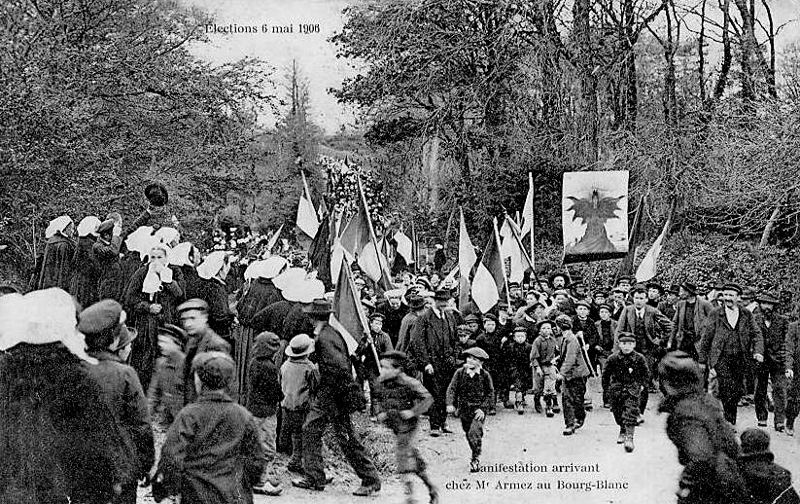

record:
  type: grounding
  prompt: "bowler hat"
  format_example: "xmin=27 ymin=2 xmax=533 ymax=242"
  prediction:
xmin=668 ymin=284 xmax=680 ymax=295
xmin=192 ymin=351 xmax=234 ymax=389
xmin=549 ymin=272 xmax=569 ymax=286
xmin=680 ymin=281 xmax=697 ymax=295
xmin=177 ymin=298 xmax=209 ymax=315
xmin=462 ymin=347 xmax=489 ymax=360
xmin=145 ymin=182 xmax=169 ymax=207
xmin=739 ymin=428 xmax=773 ymax=459
xmin=756 ymin=291 xmax=780 ymax=305
xmin=302 ymin=298 xmax=333 ymax=318
xmin=285 ymin=333 xmax=315 ymax=357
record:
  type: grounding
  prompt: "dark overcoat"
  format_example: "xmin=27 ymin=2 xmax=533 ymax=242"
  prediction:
xmin=31 ymin=235 xmax=75 ymax=292
xmin=70 ymin=235 xmax=99 ymax=308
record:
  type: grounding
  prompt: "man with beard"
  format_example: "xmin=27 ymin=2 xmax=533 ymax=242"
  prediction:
xmin=753 ymin=292 xmax=789 ymax=431
xmin=615 ymin=285 xmax=673 ymax=422
xmin=408 ymin=289 xmax=459 ymax=437
xmin=668 ymin=282 xmax=713 ymax=361
xmin=699 ymin=283 xmax=764 ymax=425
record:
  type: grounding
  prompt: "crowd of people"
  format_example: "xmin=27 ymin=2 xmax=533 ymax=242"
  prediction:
xmin=2 ymin=209 xmax=800 ymax=504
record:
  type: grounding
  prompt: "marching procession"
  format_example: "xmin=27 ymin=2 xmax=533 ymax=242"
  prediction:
xmin=2 ymin=172 xmax=800 ymax=504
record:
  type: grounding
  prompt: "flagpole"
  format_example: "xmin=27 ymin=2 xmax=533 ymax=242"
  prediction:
xmin=344 ymin=257 xmax=381 ymax=366
xmin=528 ymin=171 xmax=535 ymax=268
xmin=493 ymin=217 xmax=512 ymax=310
xmin=301 ymin=171 xmax=314 ymax=212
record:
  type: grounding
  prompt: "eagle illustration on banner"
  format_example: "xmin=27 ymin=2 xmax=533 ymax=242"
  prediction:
xmin=562 ymin=171 xmax=629 ymax=263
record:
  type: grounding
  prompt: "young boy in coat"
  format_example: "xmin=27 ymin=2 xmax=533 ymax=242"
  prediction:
xmin=153 ymin=351 xmax=264 ymax=504
xmin=357 ymin=312 xmax=394 ymax=419
xmin=455 ymin=324 xmax=477 ymax=366
xmin=376 ymin=350 xmax=439 ymax=504
xmin=507 ymin=326 xmax=533 ymax=415
xmin=531 ymin=319 xmax=560 ymax=417
xmin=557 ymin=317 xmax=592 ymax=435
xmin=446 ymin=347 xmax=494 ymax=473
xmin=78 ymin=300 xmax=155 ymax=504
xmin=246 ymin=331 xmax=284 ymax=496
xmin=148 ymin=324 xmax=187 ymax=426
xmin=738 ymin=428 xmax=800 ymax=504
xmin=602 ymin=332 xmax=649 ymax=452
xmin=280 ymin=333 xmax=319 ymax=474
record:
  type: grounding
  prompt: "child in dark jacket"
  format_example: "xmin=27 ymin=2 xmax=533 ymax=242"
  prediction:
xmin=506 ymin=326 xmax=533 ymax=415
xmin=154 ymin=351 xmax=264 ymax=504
xmin=280 ymin=333 xmax=319 ymax=473
xmin=376 ymin=350 xmax=438 ymax=504
xmin=455 ymin=324 xmax=477 ymax=367
xmin=446 ymin=347 xmax=494 ymax=473
xmin=602 ymin=332 xmax=649 ymax=453
xmin=246 ymin=331 xmax=284 ymax=496
xmin=148 ymin=325 xmax=187 ymax=426
xmin=738 ymin=428 xmax=800 ymax=504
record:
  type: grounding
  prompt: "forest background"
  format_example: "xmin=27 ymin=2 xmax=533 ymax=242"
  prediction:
xmin=2 ymin=0 xmax=800 ymax=310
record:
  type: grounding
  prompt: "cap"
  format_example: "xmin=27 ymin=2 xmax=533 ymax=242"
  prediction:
xmin=668 ymin=284 xmax=680 ymax=295
xmin=380 ymin=349 xmax=408 ymax=363
xmin=657 ymin=351 xmax=703 ymax=392
xmin=536 ymin=319 xmax=555 ymax=332
xmin=158 ymin=324 xmax=187 ymax=344
xmin=598 ymin=303 xmax=613 ymax=313
xmin=253 ymin=331 xmax=281 ymax=355
xmin=433 ymin=289 xmax=451 ymax=301
xmin=483 ymin=313 xmax=498 ymax=323
xmin=464 ymin=314 xmax=480 ymax=324
xmin=721 ymin=283 xmax=742 ymax=295
xmin=617 ymin=332 xmax=636 ymax=343
xmin=77 ymin=299 xmax=125 ymax=335
xmin=462 ymin=347 xmax=490 ymax=360
xmin=575 ymin=300 xmax=591 ymax=309
xmin=285 ymin=333 xmax=315 ymax=357
xmin=756 ymin=291 xmax=780 ymax=305
xmin=593 ymin=290 xmax=609 ymax=298
xmin=513 ymin=325 xmax=528 ymax=334
xmin=369 ymin=312 xmax=385 ymax=322
xmin=739 ymin=428 xmax=772 ymax=458
xmin=407 ymin=295 xmax=426 ymax=310
xmin=192 ymin=351 xmax=235 ymax=389
xmin=646 ymin=282 xmax=664 ymax=293
xmin=680 ymin=281 xmax=697 ymax=295
xmin=177 ymin=298 xmax=209 ymax=315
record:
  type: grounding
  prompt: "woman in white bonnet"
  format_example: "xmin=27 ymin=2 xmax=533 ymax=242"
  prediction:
xmin=0 ymin=288 xmax=133 ymax=503
xmin=124 ymin=242 xmax=185 ymax=393
xmin=29 ymin=215 xmax=76 ymax=292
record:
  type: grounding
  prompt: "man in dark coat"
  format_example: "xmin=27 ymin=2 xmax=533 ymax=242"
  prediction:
xmin=699 ymin=283 xmax=765 ymax=425
xmin=30 ymin=216 xmax=75 ymax=292
xmin=292 ymin=299 xmax=382 ymax=496
xmin=408 ymin=289 xmax=459 ymax=437
xmin=616 ymin=285 xmax=673 ymax=416
xmin=658 ymin=351 xmax=751 ymax=504
xmin=178 ymin=299 xmax=234 ymax=405
xmin=251 ymin=298 xmax=295 ymax=338
xmin=154 ymin=352 xmax=264 ymax=504
xmin=396 ymin=295 xmax=426 ymax=355
xmin=668 ymin=281 xmax=714 ymax=359
xmin=79 ymin=300 xmax=155 ymax=504
xmin=753 ymin=292 xmax=789 ymax=430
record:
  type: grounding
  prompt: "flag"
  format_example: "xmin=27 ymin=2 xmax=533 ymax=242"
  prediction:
xmin=266 ymin=224 xmax=283 ymax=252
xmin=348 ymin=175 xmax=392 ymax=291
xmin=308 ymin=213 xmax=333 ymax=289
xmin=296 ymin=171 xmax=320 ymax=238
xmin=635 ymin=219 xmax=670 ymax=283
xmin=471 ymin=218 xmax=508 ymax=313
xmin=330 ymin=239 xmax=354 ymax=286
xmin=339 ymin=207 xmax=370 ymax=257
xmin=504 ymin=214 xmax=533 ymax=283
xmin=394 ymin=230 xmax=414 ymax=264
xmin=520 ymin=172 xmax=535 ymax=269
xmin=331 ymin=257 xmax=367 ymax=355
xmin=619 ymin=195 xmax=647 ymax=279
xmin=458 ymin=208 xmax=477 ymax=309
xmin=410 ymin=221 xmax=419 ymax=273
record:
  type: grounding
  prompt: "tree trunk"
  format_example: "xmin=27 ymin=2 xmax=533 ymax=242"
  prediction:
xmin=573 ymin=0 xmax=599 ymax=164
xmin=711 ymin=0 xmax=732 ymax=104
xmin=663 ymin=0 xmax=678 ymax=127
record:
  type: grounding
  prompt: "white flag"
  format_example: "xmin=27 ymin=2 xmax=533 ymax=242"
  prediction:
xmin=635 ymin=220 xmax=670 ymax=283
xmin=470 ymin=263 xmax=500 ymax=313
xmin=520 ymin=172 xmax=535 ymax=269
xmin=458 ymin=208 xmax=477 ymax=278
xmin=357 ymin=241 xmax=390 ymax=283
xmin=394 ymin=230 xmax=414 ymax=264
xmin=296 ymin=172 xmax=319 ymax=238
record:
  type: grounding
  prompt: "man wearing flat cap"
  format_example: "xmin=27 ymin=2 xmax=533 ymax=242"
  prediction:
xmin=753 ymin=292 xmax=790 ymax=431
xmin=357 ymin=311 xmax=395 ymax=419
xmin=177 ymin=298 xmax=234 ymax=405
xmin=79 ymin=300 xmax=155 ymax=504
xmin=408 ymin=288 xmax=460 ymax=437
xmin=699 ymin=283 xmax=764 ymax=424
xmin=668 ymin=281 xmax=714 ymax=360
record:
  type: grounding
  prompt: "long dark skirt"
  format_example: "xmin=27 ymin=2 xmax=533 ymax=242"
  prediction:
xmin=130 ymin=314 xmax=158 ymax=392
xmin=234 ymin=324 xmax=254 ymax=406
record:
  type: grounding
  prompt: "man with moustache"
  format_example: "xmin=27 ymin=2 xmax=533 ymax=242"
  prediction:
xmin=667 ymin=281 xmax=714 ymax=360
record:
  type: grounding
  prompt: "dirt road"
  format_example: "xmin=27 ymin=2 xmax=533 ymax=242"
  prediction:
xmin=140 ymin=387 xmax=800 ymax=504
